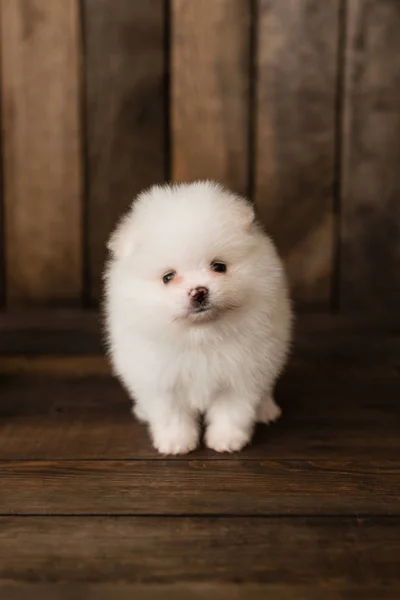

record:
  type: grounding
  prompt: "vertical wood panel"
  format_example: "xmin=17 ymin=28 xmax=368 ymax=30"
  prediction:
xmin=1 ymin=0 xmax=83 ymax=305
xmin=340 ymin=0 xmax=400 ymax=311
xmin=84 ymin=0 xmax=166 ymax=304
xmin=171 ymin=0 xmax=250 ymax=196
xmin=0 ymin=197 xmax=3 ymax=308
xmin=0 ymin=101 xmax=3 ymax=310
xmin=254 ymin=0 xmax=339 ymax=307
xmin=0 ymin=21 xmax=3 ymax=309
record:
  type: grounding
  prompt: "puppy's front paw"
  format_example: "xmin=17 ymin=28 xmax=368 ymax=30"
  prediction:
xmin=205 ymin=424 xmax=251 ymax=453
xmin=151 ymin=422 xmax=199 ymax=456
xmin=256 ymin=396 xmax=282 ymax=424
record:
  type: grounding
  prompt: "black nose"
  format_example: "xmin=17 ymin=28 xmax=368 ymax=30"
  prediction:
xmin=189 ymin=286 xmax=209 ymax=305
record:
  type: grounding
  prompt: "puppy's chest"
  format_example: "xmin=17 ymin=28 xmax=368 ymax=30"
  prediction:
xmin=168 ymin=345 xmax=236 ymax=410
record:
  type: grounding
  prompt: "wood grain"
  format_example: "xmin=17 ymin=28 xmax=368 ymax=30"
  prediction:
xmin=1 ymin=310 xmax=400 ymax=355
xmin=2 ymin=584 xmax=399 ymax=600
xmin=0 ymin=311 xmax=399 ymax=461
xmin=0 ymin=0 xmax=83 ymax=305
xmin=171 ymin=0 xmax=250 ymax=194
xmin=340 ymin=0 xmax=400 ymax=311
xmin=1 ymin=459 xmax=399 ymax=515
xmin=0 ymin=356 xmax=109 ymax=376
xmin=1 ymin=368 xmax=399 ymax=460
xmin=2 ymin=315 xmax=400 ymax=369
xmin=0 ymin=312 xmax=398 ymax=595
xmin=84 ymin=0 xmax=166 ymax=303
xmin=0 ymin=146 xmax=3 ymax=310
xmin=254 ymin=0 xmax=339 ymax=306
xmin=0 ymin=517 xmax=399 ymax=590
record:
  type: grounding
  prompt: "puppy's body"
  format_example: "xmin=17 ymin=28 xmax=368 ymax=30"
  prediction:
xmin=104 ymin=182 xmax=292 ymax=454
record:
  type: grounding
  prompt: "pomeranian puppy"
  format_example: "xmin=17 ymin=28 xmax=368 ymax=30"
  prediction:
xmin=104 ymin=181 xmax=292 ymax=455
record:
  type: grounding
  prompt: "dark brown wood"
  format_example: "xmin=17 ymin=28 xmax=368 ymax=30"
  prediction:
xmin=84 ymin=0 xmax=166 ymax=303
xmin=340 ymin=0 xmax=400 ymax=311
xmin=0 ymin=517 xmax=399 ymax=591
xmin=1 ymin=584 xmax=399 ymax=600
xmin=1 ymin=310 xmax=400 ymax=356
xmin=0 ymin=310 xmax=399 ymax=461
xmin=1 ymin=334 xmax=400 ymax=375
xmin=171 ymin=0 xmax=250 ymax=195
xmin=1 ymin=367 xmax=399 ymax=460
xmin=0 ymin=357 xmax=109 ymax=376
xmin=1 ymin=459 xmax=399 ymax=515
xmin=0 ymin=0 xmax=83 ymax=306
xmin=3 ymin=585 xmax=400 ymax=600
xmin=0 ymin=310 xmax=102 ymax=355
xmin=254 ymin=0 xmax=339 ymax=307
xmin=0 ymin=177 xmax=3 ymax=311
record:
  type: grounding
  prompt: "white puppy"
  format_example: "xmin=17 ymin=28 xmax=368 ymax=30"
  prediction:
xmin=104 ymin=181 xmax=292 ymax=455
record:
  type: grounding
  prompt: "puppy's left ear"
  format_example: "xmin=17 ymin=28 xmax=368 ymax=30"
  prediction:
xmin=239 ymin=200 xmax=256 ymax=230
xmin=107 ymin=213 xmax=136 ymax=259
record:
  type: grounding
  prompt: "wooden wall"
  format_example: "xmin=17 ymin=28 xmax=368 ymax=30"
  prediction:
xmin=0 ymin=0 xmax=399 ymax=312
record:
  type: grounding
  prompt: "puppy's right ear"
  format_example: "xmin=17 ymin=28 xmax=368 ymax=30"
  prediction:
xmin=107 ymin=213 xmax=136 ymax=259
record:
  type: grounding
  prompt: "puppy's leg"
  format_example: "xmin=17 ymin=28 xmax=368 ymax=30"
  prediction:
xmin=256 ymin=394 xmax=282 ymax=424
xmin=132 ymin=402 xmax=149 ymax=423
xmin=147 ymin=398 xmax=200 ymax=455
xmin=117 ymin=379 xmax=149 ymax=423
xmin=205 ymin=391 xmax=257 ymax=453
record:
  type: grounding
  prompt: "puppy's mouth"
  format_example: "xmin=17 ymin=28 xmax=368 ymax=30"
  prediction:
xmin=188 ymin=302 xmax=217 ymax=321
xmin=173 ymin=299 xmax=240 ymax=324
xmin=190 ymin=306 xmax=213 ymax=319
xmin=192 ymin=305 xmax=211 ymax=314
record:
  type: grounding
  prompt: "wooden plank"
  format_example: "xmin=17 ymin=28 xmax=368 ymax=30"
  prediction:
xmin=84 ymin=0 xmax=166 ymax=303
xmin=1 ymin=344 xmax=400 ymax=376
xmin=1 ymin=310 xmax=400 ymax=355
xmin=1 ymin=459 xmax=399 ymax=515
xmin=254 ymin=0 xmax=339 ymax=306
xmin=2 ymin=337 xmax=400 ymax=374
xmin=0 ymin=0 xmax=3 ymax=310
xmin=0 ymin=155 xmax=3 ymax=310
xmin=0 ymin=309 xmax=102 ymax=355
xmin=1 ymin=310 xmax=396 ymax=336
xmin=0 ymin=0 xmax=83 ymax=305
xmin=171 ymin=0 xmax=250 ymax=194
xmin=0 ymin=517 xmax=399 ymax=592
xmin=340 ymin=0 xmax=400 ymax=311
xmin=0 ymin=357 xmax=109 ymax=376
xmin=2 ymin=310 xmax=400 ymax=357
xmin=2 ymin=584 xmax=399 ymax=600
xmin=0 ymin=329 xmax=103 ymax=357
xmin=1 ymin=371 xmax=399 ymax=460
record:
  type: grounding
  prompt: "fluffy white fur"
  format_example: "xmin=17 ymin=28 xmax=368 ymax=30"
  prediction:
xmin=104 ymin=181 xmax=292 ymax=455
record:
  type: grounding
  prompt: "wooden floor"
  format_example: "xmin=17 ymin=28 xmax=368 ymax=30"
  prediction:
xmin=0 ymin=313 xmax=399 ymax=599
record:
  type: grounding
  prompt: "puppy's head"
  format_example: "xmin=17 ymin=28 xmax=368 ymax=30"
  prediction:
xmin=107 ymin=181 xmax=263 ymax=325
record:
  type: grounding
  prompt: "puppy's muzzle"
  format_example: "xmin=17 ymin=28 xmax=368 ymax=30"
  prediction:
xmin=189 ymin=287 xmax=209 ymax=311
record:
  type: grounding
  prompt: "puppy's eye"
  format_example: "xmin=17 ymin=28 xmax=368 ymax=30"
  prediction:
xmin=211 ymin=261 xmax=227 ymax=274
xmin=162 ymin=271 xmax=176 ymax=285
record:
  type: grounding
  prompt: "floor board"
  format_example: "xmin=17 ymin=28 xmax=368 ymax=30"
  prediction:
xmin=1 ymin=517 xmax=399 ymax=588
xmin=0 ymin=312 xmax=399 ymax=596
xmin=2 ymin=583 xmax=399 ymax=600
xmin=1 ymin=368 xmax=399 ymax=460
xmin=1 ymin=459 xmax=399 ymax=516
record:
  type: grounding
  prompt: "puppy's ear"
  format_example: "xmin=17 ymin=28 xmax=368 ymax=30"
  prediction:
xmin=107 ymin=213 xmax=136 ymax=259
xmin=238 ymin=200 xmax=256 ymax=229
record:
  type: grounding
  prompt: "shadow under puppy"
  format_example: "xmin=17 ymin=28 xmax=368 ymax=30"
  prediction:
xmin=104 ymin=181 xmax=292 ymax=455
